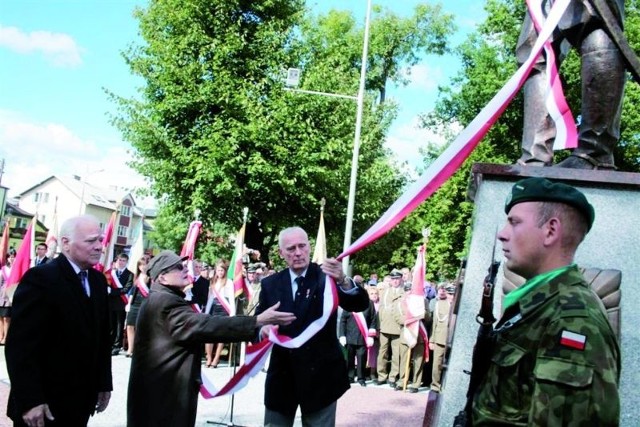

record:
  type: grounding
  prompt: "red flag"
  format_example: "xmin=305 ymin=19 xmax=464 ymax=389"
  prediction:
xmin=228 ymin=223 xmax=248 ymax=298
xmin=5 ymin=217 xmax=36 ymax=294
xmin=180 ymin=221 xmax=202 ymax=283
xmin=0 ymin=221 xmax=9 ymax=268
xmin=402 ymin=245 xmax=429 ymax=359
xmin=96 ymin=211 xmax=117 ymax=272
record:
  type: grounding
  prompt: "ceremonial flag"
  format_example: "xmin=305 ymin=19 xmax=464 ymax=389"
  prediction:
xmin=312 ymin=205 xmax=327 ymax=265
xmin=180 ymin=220 xmax=202 ymax=283
xmin=5 ymin=217 xmax=36 ymax=294
xmin=45 ymin=197 xmax=59 ymax=259
xmin=402 ymin=245 xmax=429 ymax=360
xmin=228 ymin=223 xmax=248 ymax=298
xmin=128 ymin=217 xmax=145 ymax=265
xmin=0 ymin=221 xmax=9 ymax=267
xmin=96 ymin=211 xmax=117 ymax=272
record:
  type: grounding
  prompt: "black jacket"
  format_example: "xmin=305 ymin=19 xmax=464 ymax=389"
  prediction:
xmin=6 ymin=254 xmax=112 ymax=422
xmin=256 ymin=262 xmax=369 ymax=414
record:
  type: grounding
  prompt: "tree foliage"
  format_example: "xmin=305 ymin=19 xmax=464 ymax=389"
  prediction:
xmin=109 ymin=0 xmax=455 ymax=269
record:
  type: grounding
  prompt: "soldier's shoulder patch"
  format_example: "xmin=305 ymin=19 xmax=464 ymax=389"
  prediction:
xmin=559 ymin=329 xmax=587 ymax=350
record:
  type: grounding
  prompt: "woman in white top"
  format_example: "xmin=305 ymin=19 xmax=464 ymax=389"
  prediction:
xmin=204 ymin=259 xmax=235 ymax=367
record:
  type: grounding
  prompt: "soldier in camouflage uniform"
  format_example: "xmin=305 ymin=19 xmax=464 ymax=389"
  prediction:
xmin=472 ymin=177 xmax=620 ymax=425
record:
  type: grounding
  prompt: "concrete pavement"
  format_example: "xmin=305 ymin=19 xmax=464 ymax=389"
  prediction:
xmin=0 ymin=348 xmax=430 ymax=427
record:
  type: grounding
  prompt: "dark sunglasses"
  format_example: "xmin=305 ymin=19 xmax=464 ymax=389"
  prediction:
xmin=162 ymin=264 xmax=184 ymax=274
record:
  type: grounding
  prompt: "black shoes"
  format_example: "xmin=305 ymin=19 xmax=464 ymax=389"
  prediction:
xmin=358 ymin=380 xmax=367 ymax=387
xmin=111 ymin=348 xmax=121 ymax=356
xmin=407 ymin=387 xmax=419 ymax=393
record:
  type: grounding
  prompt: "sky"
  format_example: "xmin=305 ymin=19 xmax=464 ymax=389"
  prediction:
xmin=0 ymin=0 xmax=486 ymax=204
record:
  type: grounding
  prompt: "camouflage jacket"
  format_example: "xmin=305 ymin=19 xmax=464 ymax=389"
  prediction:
xmin=472 ymin=266 xmax=620 ymax=426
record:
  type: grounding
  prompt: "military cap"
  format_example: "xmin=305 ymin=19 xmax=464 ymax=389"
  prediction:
xmin=147 ymin=250 xmax=188 ymax=281
xmin=368 ymin=278 xmax=378 ymax=286
xmin=504 ymin=177 xmax=595 ymax=231
xmin=437 ymin=282 xmax=447 ymax=290
xmin=247 ymin=264 xmax=257 ymax=273
xmin=389 ymin=269 xmax=403 ymax=278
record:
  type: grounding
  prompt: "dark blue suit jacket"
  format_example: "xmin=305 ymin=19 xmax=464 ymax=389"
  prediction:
xmin=256 ymin=262 xmax=369 ymax=414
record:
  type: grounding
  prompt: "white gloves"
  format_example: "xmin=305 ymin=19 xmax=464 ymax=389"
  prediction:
xmin=339 ymin=336 xmax=347 ymax=346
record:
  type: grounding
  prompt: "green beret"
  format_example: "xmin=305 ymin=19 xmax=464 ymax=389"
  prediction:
xmin=504 ymin=177 xmax=595 ymax=231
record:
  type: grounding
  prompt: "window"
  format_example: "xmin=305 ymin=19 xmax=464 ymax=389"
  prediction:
xmin=33 ymin=193 xmax=40 ymax=202
xmin=15 ymin=218 xmax=27 ymax=228
xmin=43 ymin=193 xmax=50 ymax=203
xmin=117 ymin=225 xmax=128 ymax=237
xmin=120 ymin=205 xmax=131 ymax=217
xmin=39 ymin=214 xmax=46 ymax=224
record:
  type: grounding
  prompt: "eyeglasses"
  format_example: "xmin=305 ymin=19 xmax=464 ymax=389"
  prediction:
xmin=162 ymin=264 xmax=184 ymax=275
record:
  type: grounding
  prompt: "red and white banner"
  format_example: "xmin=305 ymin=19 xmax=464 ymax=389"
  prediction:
xmin=180 ymin=221 xmax=202 ymax=283
xmin=338 ymin=0 xmax=572 ymax=262
xmin=96 ymin=211 xmax=117 ymax=272
xmin=526 ymin=0 xmax=577 ymax=151
xmin=402 ymin=245 xmax=429 ymax=360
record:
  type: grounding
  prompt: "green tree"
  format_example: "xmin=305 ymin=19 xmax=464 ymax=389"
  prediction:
xmin=110 ymin=0 xmax=455 ymax=269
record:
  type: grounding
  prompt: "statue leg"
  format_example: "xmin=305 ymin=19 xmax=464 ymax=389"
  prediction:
xmin=557 ymin=29 xmax=625 ymax=169
xmin=516 ymin=7 xmax=560 ymax=166
xmin=518 ymin=70 xmax=556 ymax=166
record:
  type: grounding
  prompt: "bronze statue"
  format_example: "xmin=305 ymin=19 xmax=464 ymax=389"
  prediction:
xmin=517 ymin=0 xmax=625 ymax=169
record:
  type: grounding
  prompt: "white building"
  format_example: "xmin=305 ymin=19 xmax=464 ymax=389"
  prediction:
xmin=15 ymin=175 xmax=155 ymax=256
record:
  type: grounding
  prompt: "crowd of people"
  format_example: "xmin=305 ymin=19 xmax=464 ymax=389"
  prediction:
xmin=0 ymin=177 xmax=621 ymax=426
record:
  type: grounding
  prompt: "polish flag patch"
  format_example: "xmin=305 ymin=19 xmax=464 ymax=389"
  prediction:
xmin=560 ymin=330 xmax=587 ymax=350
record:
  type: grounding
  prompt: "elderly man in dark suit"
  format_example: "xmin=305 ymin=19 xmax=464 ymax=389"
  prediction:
xmin=127 ymin=250 xmax=295 ymax=427
xmin=6 ymin=215 xmax=113 ymax=427
xmin=256 ymin=226 xmax=370 ymax=426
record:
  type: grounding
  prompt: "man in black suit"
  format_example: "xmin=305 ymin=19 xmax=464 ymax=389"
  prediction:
xmin=6 ymin=215 xmax=112 ymax=427
xmin=108 ymin=252 xmax=133 ymax=355
xmin=339 ymin=300 xmax=376 ymax=387
xmin=34 ymin=243 xmax=49 ymax=266
xmin=256 ymin=226 xmax=369 ymax=426
xmin=190 ymin=259 xmax=209 ymax=310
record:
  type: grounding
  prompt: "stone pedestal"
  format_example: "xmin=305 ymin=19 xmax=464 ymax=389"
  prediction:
xmin=437 ymin=163 xmax=640 ymax=426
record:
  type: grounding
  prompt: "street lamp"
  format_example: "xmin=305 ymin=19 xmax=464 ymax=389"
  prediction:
xmin=78 ymin=168 xmax=105 ymax=214
xmin=284 ymin=1 xmax=373 ymax=274
xmin=342 ymin=0 xmax=372 ymax=273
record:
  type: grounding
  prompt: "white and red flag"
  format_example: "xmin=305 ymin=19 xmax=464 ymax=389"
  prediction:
xmin=180 ymin=220 xmax=202 ymax=283
xmin=228 ymin=223 xmax=249 ymax=299
xmin=96 ymin=211 xmax=117 ymax=273
xmin=5 ymin=217 xmax=36 ymax=297
xmin=402 ymin=245 xmax=429 ymax=361
xmin=45 ymin=197 xmax=59 ymax=259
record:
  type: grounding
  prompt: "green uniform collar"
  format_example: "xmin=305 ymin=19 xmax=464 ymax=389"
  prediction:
xmin=503 ymin=264 xmax=575 ymax=311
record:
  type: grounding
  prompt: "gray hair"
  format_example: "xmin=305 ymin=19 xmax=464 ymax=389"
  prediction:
xmin=278 ymin=226 xmax=308 ymax=249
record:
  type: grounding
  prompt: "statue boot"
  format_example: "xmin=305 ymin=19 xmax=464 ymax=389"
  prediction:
xmin=557 ymin=29 xmax=625 ymax=170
